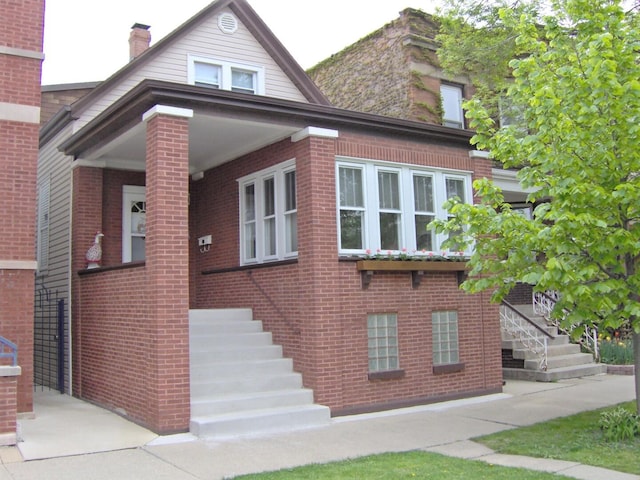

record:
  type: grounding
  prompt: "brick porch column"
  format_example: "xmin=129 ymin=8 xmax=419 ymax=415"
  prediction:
xmin=0 ymin=0 xmax=45 ymax=415
xmin=143 ymin=105 xmax=192 ymax=433
xmin=291 ymin=127 xmax=344 ymax=408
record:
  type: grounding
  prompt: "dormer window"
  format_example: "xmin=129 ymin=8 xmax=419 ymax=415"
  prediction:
xmin=188 ymin=55 xmax=264 ymax=95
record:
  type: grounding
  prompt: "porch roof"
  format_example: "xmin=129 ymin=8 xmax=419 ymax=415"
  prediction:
xmin=59 ymin=79 xmax=475 ymax=175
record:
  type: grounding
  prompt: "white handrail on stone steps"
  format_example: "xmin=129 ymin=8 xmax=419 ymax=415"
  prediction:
xmin=500 ymin=302 xmax=549 ymax=371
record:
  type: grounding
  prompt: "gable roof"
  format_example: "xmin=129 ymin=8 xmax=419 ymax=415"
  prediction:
xmin=69 ymin=0 xmax=329 ymax=117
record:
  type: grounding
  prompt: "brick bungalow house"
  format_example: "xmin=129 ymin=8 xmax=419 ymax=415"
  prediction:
xmin=306 ymin=8 xmax=607 ymax=381
xmin=37 ymin=0 xmax=502 ymax=436
xmin=0 ymin=0 xmax=45 ymax=444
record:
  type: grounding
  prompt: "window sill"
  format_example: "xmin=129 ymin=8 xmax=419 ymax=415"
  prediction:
xmin=368 ymin=369 xmax=405 ymax=381
xmin=433 ymin=363 xmax=465 ymax=375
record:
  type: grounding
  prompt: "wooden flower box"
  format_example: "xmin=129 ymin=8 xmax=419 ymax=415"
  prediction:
xmin=355 ymin=260 xmax=468 ymax=289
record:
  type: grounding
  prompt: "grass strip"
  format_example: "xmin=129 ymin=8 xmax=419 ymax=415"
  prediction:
xmin=474 ymin=401 xmax=640 ymax=475
xmin=232 ymin=450 xmax=575 ymax=479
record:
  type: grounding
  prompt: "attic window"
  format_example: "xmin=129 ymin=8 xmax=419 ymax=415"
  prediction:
xmin=218 ymin=13 xmax=238 ymax=34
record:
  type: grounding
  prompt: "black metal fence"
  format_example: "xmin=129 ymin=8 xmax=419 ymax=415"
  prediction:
xmin=34 ymin=282 xmax=65 ymax=393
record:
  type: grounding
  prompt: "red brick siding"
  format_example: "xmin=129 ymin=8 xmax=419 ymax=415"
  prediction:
xmin=0 ymin=375 xmax=18 ymax=438
xmin=0 ymin=270 xmax=33 ymax=413
xmin=0 ymin=56 xmax=42 ymax=106
xmin=194 ymin=131 xmax=501 ymax=413
xmin=0 ymin=0 xmax=44 ymax=52
xmin=0 ymin=122 xmax=38 ymax=261
xmin=71 ymin=167 xmax=104 ymax=395
xmin=0 ymin=0 xmax=44 ymax=419
xmin=75 ymin=267 xmax=151 ymax=426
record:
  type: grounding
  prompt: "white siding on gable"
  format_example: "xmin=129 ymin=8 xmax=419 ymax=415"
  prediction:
xmin=37 ymin=125 xmax=74 ymax=292
xmin=76 ymin=7 xmax=308 ymax=129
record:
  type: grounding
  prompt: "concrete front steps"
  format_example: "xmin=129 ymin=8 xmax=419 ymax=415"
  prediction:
xmin=502 ymin=305 xmax=607 ymax=382
xmin=189 ymin=309 xmax=330 ymax=440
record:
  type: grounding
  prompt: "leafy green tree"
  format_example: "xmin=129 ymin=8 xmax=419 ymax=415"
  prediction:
xmin=434 ymin=0 xmax=640 ymax=412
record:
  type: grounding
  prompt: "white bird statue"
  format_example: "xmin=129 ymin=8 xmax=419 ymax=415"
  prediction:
xmin=86 ymin=232 xmax=104 ymax=269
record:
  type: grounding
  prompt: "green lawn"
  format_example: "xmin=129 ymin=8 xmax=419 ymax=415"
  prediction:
xmin=474 ymin=401 xmax=640 ymax=475
xmin=232 ymin=451 xmax=574 ymax=479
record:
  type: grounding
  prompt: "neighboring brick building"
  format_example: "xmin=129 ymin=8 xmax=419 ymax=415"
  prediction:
xmin=308 ymin=9 xmax=471 ymax=128
xmin=0 ymin=0 xmax=45 ymax=444
xmin=37 ymin=0 xmax=502 ymax=436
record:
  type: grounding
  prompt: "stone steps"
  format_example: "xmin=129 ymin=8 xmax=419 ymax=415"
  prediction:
xmin=501 ymin=304 xmax=606 ymax=382
xmin=189 ymin=309 xmax=330 ymax=439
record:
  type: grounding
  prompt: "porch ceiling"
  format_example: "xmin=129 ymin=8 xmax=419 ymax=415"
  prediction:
xmin=86 ymin=112 xmax=301 ymax=175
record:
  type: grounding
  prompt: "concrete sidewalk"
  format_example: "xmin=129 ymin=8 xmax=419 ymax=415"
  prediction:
xmin=1 ymin=374 xmax=637 ymax=479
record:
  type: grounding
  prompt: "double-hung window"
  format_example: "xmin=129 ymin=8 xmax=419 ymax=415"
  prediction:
xmin=239 ymin=160 xmax=297 ymax=264
xmin=336 ymin=159 xmax=472 ymax=255
xmin=188 ymin=55 xmax=264 ymax=95
xmin=440 ymin=84 xmax=464 ymax=129
xmin=377 ymin=169 xmax=402 ymax=250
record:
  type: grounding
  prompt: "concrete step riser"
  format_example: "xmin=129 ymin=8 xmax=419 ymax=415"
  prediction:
xmin=189 ymin=309 xmax=254 ymax=322
xmin=524 ymin=353 xmax=594 ymax=371
xmin=190 ymin=332 xmax=273 ymax=348
xmin=191 ymin=373 xmax=303 ymax=397
xmin=190 ymin=358 xmax=294 ymax=380
xmin=502 ymin=335 xmax=569 ymax=351
xmin=190 ymin=321 xmax=264 ymax=335
xmin=504 ymin=363 xmax=607 ymax=382
xmin=190 ymin=405 xmax=330 ymax=439
xmin=190 ymin=346 xmax=283 ymax=364
xmin=512 ymin=343 xmax=581 ymax=360
xmin=191 ymin=390 xmax=315 ymax=416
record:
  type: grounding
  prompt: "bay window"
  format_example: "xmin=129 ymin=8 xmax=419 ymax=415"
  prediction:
xmin=336 ymin=159 xmax=472 ymax=255
xmin=239 ymin=160 xmax=297 ymax=264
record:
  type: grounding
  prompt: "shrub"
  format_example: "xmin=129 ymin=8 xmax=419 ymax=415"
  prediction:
xmin=599 ymin=406 xmax=640 ymax=442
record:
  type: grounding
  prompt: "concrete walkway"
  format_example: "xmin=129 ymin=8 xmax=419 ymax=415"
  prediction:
xmin=0 ymin=374 xmax=637 ymax=479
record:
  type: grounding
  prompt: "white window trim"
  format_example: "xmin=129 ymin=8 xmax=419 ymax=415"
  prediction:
xmin=122 ymin=185 xmax=146 ymax=263
xmin=187 ymin=54 xmax=265 ymax=95
xmin=238 ymin=159 xmax=296 ymax=265
xmin=336 ymin=157 xmax=473 ymax=256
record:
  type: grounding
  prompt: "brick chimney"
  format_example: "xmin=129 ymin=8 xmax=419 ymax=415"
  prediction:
xmin=129 ymin=23 xmax=151 ymax=61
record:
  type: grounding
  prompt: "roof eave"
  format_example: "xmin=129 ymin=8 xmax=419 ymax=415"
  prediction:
xmin=59 ymin=79 xmax=473 ymax=159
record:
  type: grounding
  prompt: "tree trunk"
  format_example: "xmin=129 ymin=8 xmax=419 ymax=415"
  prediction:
xmin=634 ymin=332 xmax=640 ymax=414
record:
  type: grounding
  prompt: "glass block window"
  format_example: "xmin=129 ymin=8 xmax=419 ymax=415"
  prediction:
xmin=367 ymin=313 xmax=399 ymax=372
xmin=432 ymin=311 xmax=459 ymax=365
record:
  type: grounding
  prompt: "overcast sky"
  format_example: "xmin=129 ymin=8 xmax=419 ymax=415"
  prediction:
xmin=41 ymin=0 xmax=442 ymax=85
